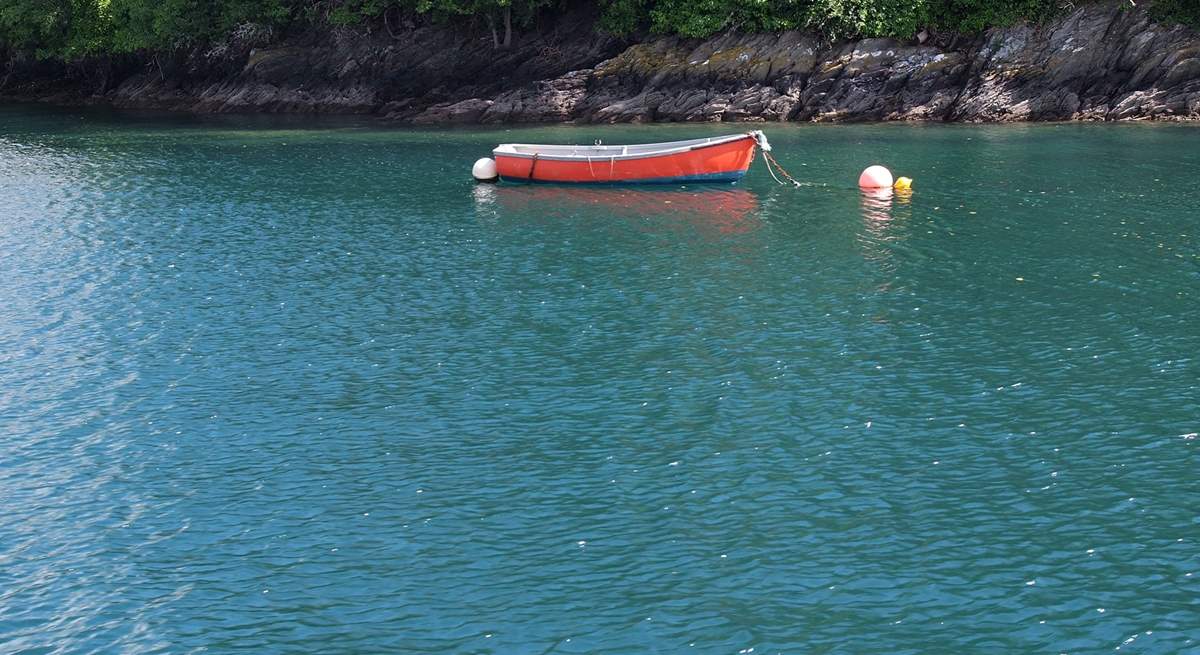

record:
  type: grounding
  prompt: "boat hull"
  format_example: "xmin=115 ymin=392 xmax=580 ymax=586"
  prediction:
xmin=494 ymin=135 xmax=756 ymax=185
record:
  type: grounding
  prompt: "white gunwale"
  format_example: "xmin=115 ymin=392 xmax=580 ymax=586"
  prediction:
xmin=493 ymin=133 xmax=755 ymax=162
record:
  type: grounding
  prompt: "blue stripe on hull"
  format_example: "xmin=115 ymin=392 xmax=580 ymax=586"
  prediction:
xmin=499 ymin=171 xmax=747 ymax=185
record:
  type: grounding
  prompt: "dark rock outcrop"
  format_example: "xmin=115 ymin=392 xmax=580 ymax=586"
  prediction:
xmin=4 ymin=1 xmax=1200 ymax=122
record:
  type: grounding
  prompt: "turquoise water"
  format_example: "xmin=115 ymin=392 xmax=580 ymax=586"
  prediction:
xmin=1 ymin=105 xmax=1197 ymax=654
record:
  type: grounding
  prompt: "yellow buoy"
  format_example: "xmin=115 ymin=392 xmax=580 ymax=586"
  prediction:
xmin=893 ymin=177 xmax=913 ymax=191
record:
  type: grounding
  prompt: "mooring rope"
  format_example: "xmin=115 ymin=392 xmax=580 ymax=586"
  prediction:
xmin=528 ymin=153 xmax=539 ymax=180
xmin=762 ymin=149 xmax=803 ymax=188
xmin=762 ymin=150 xmax=787 ymax=186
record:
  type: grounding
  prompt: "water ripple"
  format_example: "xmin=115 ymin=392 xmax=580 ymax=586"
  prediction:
xmin=0 ymin=109 xmax=1197 ymax=654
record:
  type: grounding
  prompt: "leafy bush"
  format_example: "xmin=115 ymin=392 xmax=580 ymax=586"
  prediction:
xmin=923 ymin=0 xmax=1060 ymax=35
xmin=802 ymin=0 xmax=929 ymax=40
xmin=0 ymin=0 xmax=111 ymax=58
xmin=598 ymin=0 xmax=1073 ymax=39
xmin=5 ymin=0 xmax=1200 ymax=61
xmin=1152 ymin=0 xmax=1200 ymax=30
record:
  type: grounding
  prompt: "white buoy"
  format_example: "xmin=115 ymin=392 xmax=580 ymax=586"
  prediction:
xmin=858 ymin=165 xmax=893 ymax=189
xmin=472 ymin=157 xmax=498 ymax=183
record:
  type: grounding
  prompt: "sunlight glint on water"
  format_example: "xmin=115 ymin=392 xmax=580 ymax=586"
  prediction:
xmin=0 ymin=106 xmax=1197 ymax=654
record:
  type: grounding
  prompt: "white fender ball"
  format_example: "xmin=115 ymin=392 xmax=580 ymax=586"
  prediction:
xmin=858 ymin=165 xmax=894 ymax=189
xmin=473 ymin=157 xmax=498 ymax=182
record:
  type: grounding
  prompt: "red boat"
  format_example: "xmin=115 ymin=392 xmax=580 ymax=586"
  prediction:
xmin=492 ymin=131 xmax=769 ymax=185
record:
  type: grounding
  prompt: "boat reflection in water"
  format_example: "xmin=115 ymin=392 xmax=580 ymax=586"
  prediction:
xmin=473 ymin=184 xmax=762 ymax=236
xmin=858 ymin=187 xmax=914 ymax=222
xmin=857 ymin=186 xmax=915 ymax=292
xmin=859 ymin=185 xmax=915 ymax=228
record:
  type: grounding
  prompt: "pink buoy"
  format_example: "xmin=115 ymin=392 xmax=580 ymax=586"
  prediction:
xmin=858 ymin=165 xmax=894 ymax=189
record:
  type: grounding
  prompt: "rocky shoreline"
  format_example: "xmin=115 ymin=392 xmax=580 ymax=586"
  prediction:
xmin=4 ymin=1 xmax=1200 ymax=123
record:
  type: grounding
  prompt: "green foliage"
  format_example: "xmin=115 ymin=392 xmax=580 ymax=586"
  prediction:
xmin=597 ymin=0 xmax=645 ymax=35
xmin=322 ymin=0 xmax=554 ymax=28
xmin=0 ymin=0 xmax=110 ymax=57
xmin=923 ymin=0 xmax=1059 ymax=35
xmin=5 ymin=0 xmax=1200 ymax=61
xmin=0 ymin=0 xmax=297 ymax=57
xmin=802 ymin=0 xmax=929 ymax=40
xmin=597 ymin=0 xmax=805 ymax=37
xmin=598 ymin=0 xmax=1073 ymax=39
xmin=1153 ymin=0 xmax=1200 ymax=30
xmin=327 ymin=0 xmax=401 ymax=26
